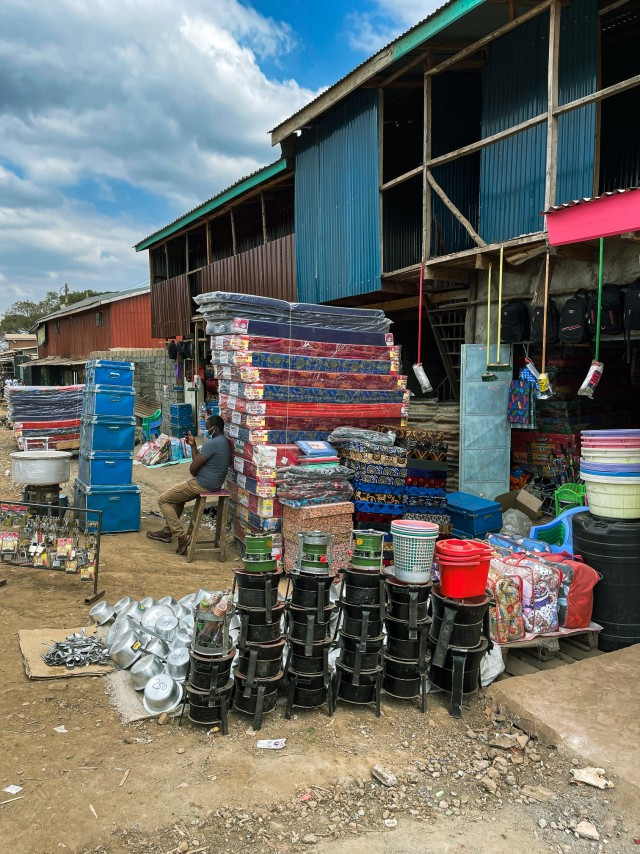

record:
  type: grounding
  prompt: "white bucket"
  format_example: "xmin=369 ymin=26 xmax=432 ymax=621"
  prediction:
xmin=582 ymin=449 xmax=640 ymax=464
xmin=581 ymin=471 xmax=640 ymax=519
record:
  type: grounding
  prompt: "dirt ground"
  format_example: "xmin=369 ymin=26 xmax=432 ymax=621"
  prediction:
xmin=0 ymin=422 xmax=638 ymax=854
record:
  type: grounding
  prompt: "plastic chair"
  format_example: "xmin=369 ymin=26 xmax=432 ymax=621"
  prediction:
xmin=530 ymin=506 xmax=588 ymax=554
xmin=554 ymin=483 xmax=587 ymax=516
xmin=142 ymin=408 xmax=162 ymax=441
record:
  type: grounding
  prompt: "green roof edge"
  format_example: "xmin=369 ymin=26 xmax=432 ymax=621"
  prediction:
xmin=392 ymin=0 xmax=487 ymax=59
xmin=134 ymin=158 xmax=289 ymax=252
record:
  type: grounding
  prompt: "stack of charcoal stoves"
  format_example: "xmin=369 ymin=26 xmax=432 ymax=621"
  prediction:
xmin=383 ymin=573 xmax=431 ymax=712
xmin=185 ymin=594 xmax=235 ymax=732
xmin=233 ymin=534 xmax=284 ymax=730
xmin=333 ymin=530 xmax=386 ymax=715
xmin=284 ymin=531 xmax=335 ymax=717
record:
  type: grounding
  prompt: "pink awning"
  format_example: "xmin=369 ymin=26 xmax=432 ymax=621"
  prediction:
xmin=546 ymin=187 xmax=640 ymax=246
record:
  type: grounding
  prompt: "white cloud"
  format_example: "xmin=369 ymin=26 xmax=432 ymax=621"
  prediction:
xmin=0 ymin=0 xmax=318 ymax=314
xmin=347 ymin=1 xmax=443 ymax=54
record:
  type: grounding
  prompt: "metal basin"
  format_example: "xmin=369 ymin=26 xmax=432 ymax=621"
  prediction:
xmin=173 ymin=604 xmax=192 ymax=621
xmin=123 ymin=601 xmax=142 ymax=623
xmin=139 ymin=596 xmax=157 ymax=610
xmin=88 ymin=601 xmax=115 ymax=626
xmin=155 ymin=614 xmax=178 ymax=641
xmin=110 ymin=631 xmax=143 ymax=669
xmin=10 ymin=450 xmax=72 ymax=485
xmin=106 ymin=615 xmax=137 ymax=648
xmin=130 ymin=654 xmax=164 ymax=690
xmin=177 ymin=593 xmax=196 ymax=607
xmin=179 ymin=613 xmax=195 ymax=631
xmin=164 ymin=647 xmax=190 ymax=682
xmin=158 ymin=596 xmax=177 ymax=607
xmin=113 ymin=596 xmax=133 ymax=616
xmin=171 ymin=627 xmax=192 ymax=648
xmin=141 ymin=604 xmax=174 ymax=631
xmin=144 ymin=637 xmax=169 ymax=659
xmin=142 ymin=674 xmax=183 ymax=715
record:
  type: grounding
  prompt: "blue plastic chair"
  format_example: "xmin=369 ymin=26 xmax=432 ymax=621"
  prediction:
xmin=530 ymin=506 xmax=589 ymax=554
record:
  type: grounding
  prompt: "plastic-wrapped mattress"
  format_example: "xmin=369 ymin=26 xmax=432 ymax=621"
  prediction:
xmin=218 ymin=385 xmax=408 ymax=404
xmin=222 ymin=410 xmax=408 ymax=429
xmin=214 ymin=365 xmax=406 ymax=389
xmin=211 ymin=350 xmax=397 ymax=375
xmin=211 ymin=335 xmax=399 ymax=361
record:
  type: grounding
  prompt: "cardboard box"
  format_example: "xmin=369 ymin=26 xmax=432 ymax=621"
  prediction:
xmin=495 ymin=488 xmax=542 ymax=521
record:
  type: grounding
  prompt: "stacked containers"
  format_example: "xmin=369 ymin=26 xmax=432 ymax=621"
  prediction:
xmin=580 ymin=430 xmax=640 ymax=519
xmin=395 ymin=428 xmax=451 ymax=537
xmin=233 ymin=535 xmax=284 ymax=730
xmin=187 ymin=594 xmax=235 ymax=730
xmin=284 ymin=531 xmax=335 ymax=715
xmin=169 ymin=402 xmax=195 ymax=438
xmin=76 ymin=360 xmax=140 ymax=533
xmin=334 ymin=530 xmax=386 ymax=714
xmin=384 ymin=520 xmax=436 ymax=706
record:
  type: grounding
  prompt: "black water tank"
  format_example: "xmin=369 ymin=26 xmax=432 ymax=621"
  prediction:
xmin=572 ymin=511 xmax=640 ymax=651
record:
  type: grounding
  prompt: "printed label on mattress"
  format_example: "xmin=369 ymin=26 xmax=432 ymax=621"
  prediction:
xmin=254 ymin=445 xmax=277 ymax=466
xmin=237 ymin=473 xmax=247 ymax=489
xmin=233 ymin=457 xmax=244 ymax=473
xmin=385 ymin=333 xmax=394 ymax=345
xmin=227 ymin=423 xmax=240 ymax=438
xmin=231 ymin=411 xmax=242 ymax=424
xmin=228 ymin=382 xmax=239 ymax=396
xmin=226 ymin=395 xmax=237 ymax=409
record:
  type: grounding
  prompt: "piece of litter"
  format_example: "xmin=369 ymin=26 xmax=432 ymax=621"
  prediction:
xmin=256 ymin=738 xmax=286 ymax=750
xmin=3 ymin=786 xmax=22 ymax=795
xmin=570 ymin=767 xmax=613 ymax=790
xmin=53 ymin=726 xmax=67 ymax=734
xmin=89 ymin=804 xmax=98 ymax=820
xmin=299 ymin=792 xmax=313 ymax=803
xmin=383 ymin=818 xmax=397 ymax=828
xmin=0 ymin=796 xmax=25 ymax=806
xmin=435 ymin=790 xmax=445 ymax=798
xmin=118 ymin=770 xmax=130 ymax=788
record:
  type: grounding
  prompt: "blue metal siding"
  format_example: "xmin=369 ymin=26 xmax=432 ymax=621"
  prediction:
xmin=479 ymin=0 xmax=597 ymax=243
xmin=295 ymin=90 xmax=380 ymax=304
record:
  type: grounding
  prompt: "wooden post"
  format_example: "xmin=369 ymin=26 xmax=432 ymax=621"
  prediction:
xmin=260 ymin=192 xmax=268 ymax=245
xmin=544 ymin=0 xmax=561 ymax=213
xmin=206 ymin=219 xmax=212 ymax=266
xmin=230 ymin=208 xmax=237 ymax=256
xmin=185 ymin=230 xmax=190 ymax=273
xmin=422 ymin=69 xmax=432 ymax=263
xmin=426 ymin=171 xmax=486 ymax=247
xmin=164 ymin=242 xmax=169 ymax=279
xmin=377 ymin=88 xmax=384 ymax=275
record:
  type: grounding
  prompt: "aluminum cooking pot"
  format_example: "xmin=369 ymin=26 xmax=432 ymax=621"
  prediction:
xmin=158 ymin=595 xmax=177 ymax=607
xmin=177 ymin=593 xmax=196 ymax=607
xmin=113 ymin=596 xmax=133 ymax=616
xmin=106 ymin=615 xmax=137 ymax=648
xmin=170 ymin=627 xmax=193 ymax=649
xmin=144 ymin=637 xmax=169 ymax=659
xmin=139 ymin=596 xmax=157 ymax=610
xmin=10 ymin=450 xmax=72 ymax=486
xmin=110 ymin=631 xmax=143 ymax=669
xmin=88 ymin=601 xmax=115 ymax=626
xmin=123 ymin=601 xmax=142 ymax=623
xmin=164 ymin=647 xmax=190 ymax=682
xmin=155 ymin=614 xmax=178 ymax=641
xmin=173 ymin=603 xmax=192 ymax=621
xmin=142 ymin=674 xmax=183 ymax=715
xmin=141 ymin=604 xmax=174 ymax=631
xmin=130 ymin=654 xmax=164 ymax=690
xmin=179 ymin=613 xmax=195 ymax=631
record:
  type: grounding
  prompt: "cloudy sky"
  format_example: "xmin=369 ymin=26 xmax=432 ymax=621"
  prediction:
xmin=0 ymin=0 xmax=440 ymax=316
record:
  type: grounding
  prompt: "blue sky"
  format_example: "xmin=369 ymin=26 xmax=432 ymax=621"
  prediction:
xmin=0 ymin=0 xmax=439 ymax=317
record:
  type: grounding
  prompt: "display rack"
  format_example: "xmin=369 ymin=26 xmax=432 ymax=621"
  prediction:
xmin=0 ymin=498 xmax=104 ymax=603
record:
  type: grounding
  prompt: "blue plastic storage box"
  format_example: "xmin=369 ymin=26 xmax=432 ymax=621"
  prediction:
xmin=78 ymin=450 xmax=133 ymax=486
xmin=82 ymin=385 xmax=136 ymax=417
xmin=170 ymin=403 xmax=193 ymax=416
xmin=86 ymin=359 xmax=134 ymax=387
xmin=445 ymin=491 xmax=502 ymax=537
xmin=80 ymin=416 xmax=135 ymax=452
xmin=170 ymin=424 xmax=193 ymax=438
xmin=74 ymin=479 xmax=141 ymax=533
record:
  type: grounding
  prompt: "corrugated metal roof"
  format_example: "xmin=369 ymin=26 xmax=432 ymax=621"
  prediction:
xmin=28 ymin=356 xmax=87 ymax=367
xmin=134 ymin=159 xmax=291 ymax=252
xmin=543 ymin=186 xmax=640 ymax=213
xmin=35 ymin=286 xmax=150 ymax=325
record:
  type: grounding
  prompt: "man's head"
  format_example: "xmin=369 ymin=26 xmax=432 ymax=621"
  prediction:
xmin=206 ymin=415 xmax=225 ymax=437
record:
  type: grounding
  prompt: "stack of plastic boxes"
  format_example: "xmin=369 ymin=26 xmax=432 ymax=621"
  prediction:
xmin=169 ymin=402 xmax=195 ymax=438
xmin=75 ymin=359 xmax=141 ymax=533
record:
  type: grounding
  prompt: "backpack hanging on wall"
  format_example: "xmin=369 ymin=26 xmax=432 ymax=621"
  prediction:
xmin=559 ymin=289 xmax=590 ymax=343
xmin=530 ymin=299 xmax=560 ymax=344
xmin=588 ymin=284 xmax=624 ymax=335
xmin=624 ymin=279 xmax=640 ymax=360
xmin=501 ymin=299 xmax=530 ymax=343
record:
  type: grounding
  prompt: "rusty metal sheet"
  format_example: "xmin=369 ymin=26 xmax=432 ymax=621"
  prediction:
xmin=151 ymin=275 xmax=192 ymax=338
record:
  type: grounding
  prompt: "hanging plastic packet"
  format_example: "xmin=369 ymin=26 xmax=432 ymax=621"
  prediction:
xmin=577 ymin=360 xmax=604 ymax=398
xmin=413 ymin=363 xmax=433 ymax=393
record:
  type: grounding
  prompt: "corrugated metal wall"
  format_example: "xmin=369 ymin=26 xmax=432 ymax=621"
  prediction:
xmin=295 ymin=90 xmax=380 ymax=303
xmin=200 ymin=234 xmax=296 ymax=300
xmin=479 ymin=0 xmax=597 ymax=243
xmin=111 ymin=294 xmax=164 ymax=348
xmin=151 ymin=275 xmax=192 ymax=338
xmin=41 ymin=307 xmax=113 ymax=357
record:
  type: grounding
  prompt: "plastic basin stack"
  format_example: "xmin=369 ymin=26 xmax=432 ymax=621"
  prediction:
xmin=193 ymin=291 xmax=408 ymax=564
xmin=580 ymin=430 xmax=640 ymax=519
xmin=75 ymin=359 xmax=140 ymax=533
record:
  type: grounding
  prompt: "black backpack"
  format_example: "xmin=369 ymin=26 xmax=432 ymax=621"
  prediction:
xmin=559 ymin=289 xmax=590 ymax=343
xmin=588 ymin=284 xmax=624 ymax=335
xmin=624 ymin=280 xmax=640 ymax=360
xmin=501 ymin=299 xmax=530 ymax=343
xmin=530 ymin=299 xmax=560 ymax=344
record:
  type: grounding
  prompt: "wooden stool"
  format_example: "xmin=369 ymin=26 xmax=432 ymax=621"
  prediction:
xmin=185 ymin=489 xmax=230 ymax=563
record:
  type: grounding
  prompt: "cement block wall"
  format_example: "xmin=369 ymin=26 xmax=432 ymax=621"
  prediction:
xmin=89 ymin=347 xmax=181 ymax=430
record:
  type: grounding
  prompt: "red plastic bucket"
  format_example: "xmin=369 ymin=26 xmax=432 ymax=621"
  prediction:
xmin=435 ymin=541 xmax=492 ymax=598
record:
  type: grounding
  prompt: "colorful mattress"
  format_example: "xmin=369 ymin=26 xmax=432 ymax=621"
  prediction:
xmin=214 ymin=366 xmax=407 ymax=389
xmin=219 ymin=385 xmax=408 ymax=404
xmin=211 ymin=335 xmax=399 ymax=361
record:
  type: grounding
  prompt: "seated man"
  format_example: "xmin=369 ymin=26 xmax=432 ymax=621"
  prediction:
xmin=147 ymin=415 xmax=230 ymax=554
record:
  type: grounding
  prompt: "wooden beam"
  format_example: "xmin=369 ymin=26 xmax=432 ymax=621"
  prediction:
xmin=552 ymin=243 xmax=597 ymax=262
xmin=427 ymin=0 xmax=553 ymax=77
xmin=230 ymin=208 xmax=237 ymax=256
xmin=381 ymin=280 xmax=419 ymax=294
xmin=378 ymin=51 xmax=427 ymax=87
xmin=599 ymin=0 xmax=631 ymax=15
xmin=554 ymin=73 xmax=640 ymax=115
xmin=507 ymin=0 xmax=516 ymax=19
xmin=427 ymin=112 xmax=547 ymax=168
xmin=380 ymin=164 xmax=423 ymax=192
xmin=474 ymin=253 xmax=521 ymax=273
xmin=424 ymin=265 xmax=473 ymax=284
xmin=621 ymin=231 xmax=640 ymax=243
xmin=260 ymin=192 xmax=268 ymax=244
xmin=505 ymin=244 xmax=548 ymax=265
xmin=423 ymin=69 xmax=432 ymax=261
xmin=544 ymin=1 xmax=561 ymax=212
xmin=426 ymin=171 xmax=486 ymax=247
xmin=357 ymin=295 xmax=420 ymax=313
xmin=205 ymin=220 xmax=212 ymax=266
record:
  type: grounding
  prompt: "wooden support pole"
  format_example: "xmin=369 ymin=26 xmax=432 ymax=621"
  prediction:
xmin=380 ymin=164 xmax=423 ymax=192
xmin=427 ymin=113 xmax=547 ymax=169
xmin=544 ymin=0 xmax=561 ymax=213
xmin=230 ymin=208 xmax=237 ymax=256
xmin=378 ymin=51 xmax=427 ymax=87
xmin=260 ymin=192 xmax=268 ymax=245
xmin=554 ymin=73 xmax=640 ymax=116
xmin=423 ymin=69 xmax=432 ymax=262
xmin=164 ymin=243 xmax=169 ymax=279
xmin=206 ymin=220 xmax=212 ymax=265
xmin=427 ymin=0 xmax=553 ymax=77
xmin=426 ymin=171 xmax=486 ymax=247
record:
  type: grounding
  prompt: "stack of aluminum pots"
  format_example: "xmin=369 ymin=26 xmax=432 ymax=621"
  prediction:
xmin=284 ymin=531 xmax=335 ymax=717
xmin=185 ymin=594 xmax=235 ymax=731
xmin=383 ymin=574 xmax=431 ymax=712
xmin=333 ymin=530 xmax=385 ymax=715
xmin=233 ymin=534 xmax=284 ymax=730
